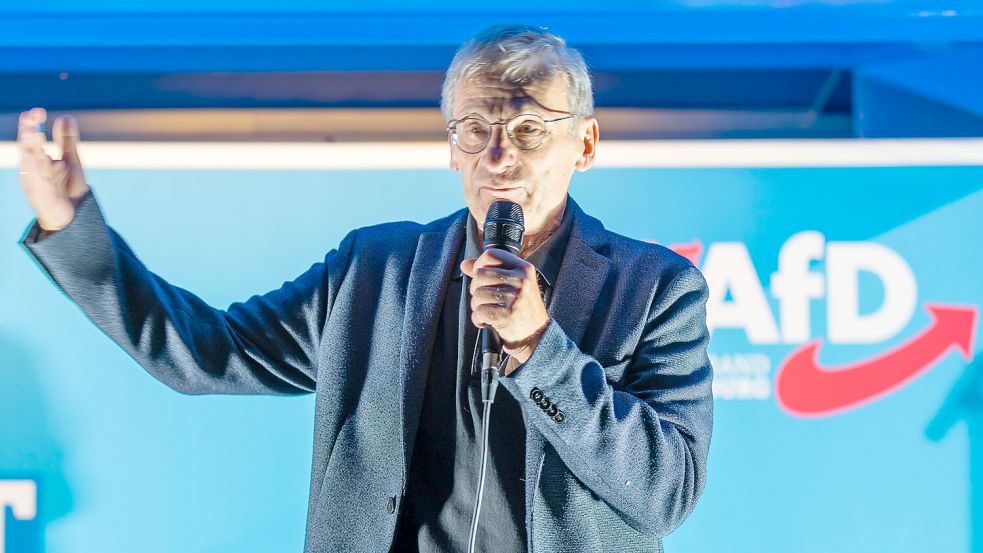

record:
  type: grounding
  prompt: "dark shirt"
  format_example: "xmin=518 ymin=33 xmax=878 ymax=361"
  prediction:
xmin=391 ymin=205 xmax=572 ymax=553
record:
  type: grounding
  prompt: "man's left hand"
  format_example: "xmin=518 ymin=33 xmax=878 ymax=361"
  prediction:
xmin=460 ymin=248 xmax=550 ymax=372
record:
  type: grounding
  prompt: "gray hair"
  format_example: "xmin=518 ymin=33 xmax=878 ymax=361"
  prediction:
xmin=440 ymin=24 xmax=594 ymax=121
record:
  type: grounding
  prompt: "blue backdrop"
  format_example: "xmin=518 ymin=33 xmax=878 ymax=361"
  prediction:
xmin=1 ymin=165 xmax=981 ymax=552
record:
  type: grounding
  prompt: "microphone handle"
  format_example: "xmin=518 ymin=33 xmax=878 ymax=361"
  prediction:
xmin=476 ymin=241 xmax=516 ymax=404
xmin=479 ymin=327 xmax=502 ymax=403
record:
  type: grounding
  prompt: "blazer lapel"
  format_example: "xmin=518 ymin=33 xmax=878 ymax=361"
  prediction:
xmin=546 ymin=198 xmax=612 ymax=352
xmin=399 ymin=211 xmax=467 ymax=484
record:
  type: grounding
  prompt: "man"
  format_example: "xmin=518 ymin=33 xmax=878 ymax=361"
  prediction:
xmin=16 ymin=24 xmax=712 ymax=553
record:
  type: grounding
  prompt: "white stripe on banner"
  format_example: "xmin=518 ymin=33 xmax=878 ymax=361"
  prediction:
xmin=3 ymin=139 xmax=983 ymax=169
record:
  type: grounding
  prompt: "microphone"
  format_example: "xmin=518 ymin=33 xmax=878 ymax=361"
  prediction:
xmin=481 ymin=200 xmax=524 ymax=255
xmin=478 ymin=200 xmax=524 ymax=403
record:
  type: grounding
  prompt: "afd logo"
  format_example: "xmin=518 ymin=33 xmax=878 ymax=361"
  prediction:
xmin=669 ymin=231 xmax=978 ymax=418
xmin=0 ymin=480 xmax=37 ymax=553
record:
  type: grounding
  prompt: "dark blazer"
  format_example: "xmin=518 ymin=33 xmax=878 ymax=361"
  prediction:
xmin=21 ymin=191 xmax=713 ymax=553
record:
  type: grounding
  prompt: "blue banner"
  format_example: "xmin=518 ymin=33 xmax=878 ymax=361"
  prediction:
xmin=2 ymin=164 xmax=980 ymax=552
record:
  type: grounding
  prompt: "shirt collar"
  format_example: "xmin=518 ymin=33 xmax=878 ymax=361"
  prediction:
xmin=452 ymin=198 xmax=573 ymax=288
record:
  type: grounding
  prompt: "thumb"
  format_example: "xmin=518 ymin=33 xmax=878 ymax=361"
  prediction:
xmin=53 ymin=115 xmax=80 ymax=163
xmin=460 ymin=258 xmax=476 ymax=278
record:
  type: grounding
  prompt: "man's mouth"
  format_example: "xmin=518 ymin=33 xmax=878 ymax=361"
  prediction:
xmin=481 ymin=185 xmax=525 ymax=193
xmin=480 ymin=186 xmax=526 ymax=201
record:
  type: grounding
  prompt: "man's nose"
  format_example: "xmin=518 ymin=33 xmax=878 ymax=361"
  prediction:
xmin=482 ymin=125 xmax=517 ymax=169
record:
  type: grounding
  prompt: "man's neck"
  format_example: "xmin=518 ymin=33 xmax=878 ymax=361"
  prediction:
xmin=518 ymin=201 xmax=566 ymax=259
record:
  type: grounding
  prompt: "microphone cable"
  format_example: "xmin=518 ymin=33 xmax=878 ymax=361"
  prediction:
xmin=467 ymin=351 xmax=510 ymax=553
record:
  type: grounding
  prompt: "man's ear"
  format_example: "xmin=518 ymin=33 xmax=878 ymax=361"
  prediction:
xmin=449 ymin=135 xmax=460 ymax=172
xmin=574 ymin=117 xmax=599 ymax=172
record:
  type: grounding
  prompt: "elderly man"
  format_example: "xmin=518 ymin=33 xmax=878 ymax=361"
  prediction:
xmin=16 ymin=24 xmax=712 ymax=553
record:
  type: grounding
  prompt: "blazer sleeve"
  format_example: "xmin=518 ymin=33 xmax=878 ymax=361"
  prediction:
xmin=498 ymin=264 xmax=713 ymax=539
xmin=19 ymin=189 xmax=356 ymax=395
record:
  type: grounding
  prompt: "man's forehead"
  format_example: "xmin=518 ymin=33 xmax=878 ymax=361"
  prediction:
xmin=453 ymin=78 xmax=567 ymax=117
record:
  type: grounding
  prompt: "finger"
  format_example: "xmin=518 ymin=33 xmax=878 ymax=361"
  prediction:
xmin=20 ymin=143 xmax=54 ymax=177
xmin=17 ymin=108 xmax=47 ymax=150
xmin=475 ymin=247 xmax=525 ymax=269
xmin=469 ymin=267 xmax=523 ymax=293
xmin=16 ymin=111 xmax=33 ymax=145
xmin=19 ymin=107 xmax=47 ymax=129
xmin=18 ymin=151 xmax=55 ymax=201
xmin=472 ymin=249 xmax=534 ymax=278
xmin=460 ymin=258 xmax=477 ymax=278
xmin=472 ymin=304 xmax=510 ymax=328
xmin=472 ymin=284 xmax=518 ymax=306
xmin=19 ymin=130 xmax=54 ymax=167
xmin=53 ymin=115 xmax=80 ymax=163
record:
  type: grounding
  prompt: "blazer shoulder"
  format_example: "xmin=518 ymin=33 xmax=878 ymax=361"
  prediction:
xmin=571 ymin=199 xmax=694 ymax=279
xmin=345 ymin=208 xmax=467 ymax=256
xmin=601 ymin=228 xmax=697 ymax=281
xmin=600 ymin=230 xmax=709 ymax=327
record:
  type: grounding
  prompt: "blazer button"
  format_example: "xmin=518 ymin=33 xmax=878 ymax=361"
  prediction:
xmin=387 ymin=496 xmax=396 ymax=514
xmin=539 ymin=397 xmax=552 ymax=410
xmin=553 ymin=411 xmax=565 ymax=423
xmin=546 ymin=404 xmax=558 ymax=417
xmin=530 ymin=388 xmax=544 ymax=402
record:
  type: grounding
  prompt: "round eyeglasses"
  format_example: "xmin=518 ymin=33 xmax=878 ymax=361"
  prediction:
xmin=446 ymin=113 xmax=588 ymax=154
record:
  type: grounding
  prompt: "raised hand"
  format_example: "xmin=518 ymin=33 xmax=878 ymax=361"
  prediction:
xmin=17 ymin=107 xmax=91 ymax=232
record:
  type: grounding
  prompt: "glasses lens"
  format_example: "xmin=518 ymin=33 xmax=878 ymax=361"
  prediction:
xmin=508 ymin=114 xmax=548 ymax=150
xmin=453 ymin=118 xmax=490 ymax=154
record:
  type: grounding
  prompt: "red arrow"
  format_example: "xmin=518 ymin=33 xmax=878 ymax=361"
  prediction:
xmin=775 ymin=303 xmax=978 ymax=417
xmin=668 ymin=240 xmax=704 ymax=267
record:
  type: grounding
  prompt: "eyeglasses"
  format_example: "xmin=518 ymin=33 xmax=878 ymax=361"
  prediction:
xmin=446 ymin=112 xmax=587 ymax=154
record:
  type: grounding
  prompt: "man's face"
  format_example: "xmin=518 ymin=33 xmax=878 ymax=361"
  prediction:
xmin=448 ymin=75 xmax=598 ymax=237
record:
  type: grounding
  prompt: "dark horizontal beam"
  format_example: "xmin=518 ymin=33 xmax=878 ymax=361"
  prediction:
xmin=0 ymin=70 xmax=851 ymax=112
xmin=0 ymin=43 xmax=951 ymax=73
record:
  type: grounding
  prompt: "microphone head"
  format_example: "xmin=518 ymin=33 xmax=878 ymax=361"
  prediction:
xmin=482 ymin=200 xmax=524 ymax=255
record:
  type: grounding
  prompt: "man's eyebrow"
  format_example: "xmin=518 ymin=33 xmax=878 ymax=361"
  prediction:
xmin=454 ymin=93 xmax=563 ymax=120
xmin=510 ymin=95 xmax=557 ymax=112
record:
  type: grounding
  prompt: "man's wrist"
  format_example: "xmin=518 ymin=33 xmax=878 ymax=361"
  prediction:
xmin=503 ymin=318 xmax=551 ymax=369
